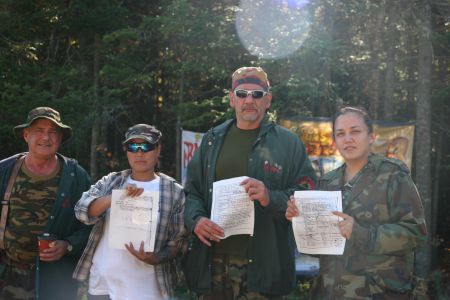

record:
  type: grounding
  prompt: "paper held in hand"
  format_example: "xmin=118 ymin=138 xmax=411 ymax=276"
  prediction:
xmin=211 ymin=176 xmax=254 ymax=239
xmin=292 ymin=190 xmax=345 ymax=255
xmin=109 ymin=189 xmax=159 ymax=252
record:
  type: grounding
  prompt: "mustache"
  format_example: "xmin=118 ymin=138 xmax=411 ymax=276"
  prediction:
xmin=242 ymin=105 xmax=257 ymax=110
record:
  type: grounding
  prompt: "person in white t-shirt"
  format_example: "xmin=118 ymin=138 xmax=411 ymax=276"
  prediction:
xmin=73 ymin=124 xmax=187 ymax=300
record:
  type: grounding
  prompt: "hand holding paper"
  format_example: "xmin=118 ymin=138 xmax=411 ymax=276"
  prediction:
xmin=125 ymin=241 xmax=158 ymax=265
xmin=211 ymin=176 xmax=255 ymax=239
xmin=332 ymin=211 xmax=355 ymax=240
xmin=240 ymin=177 xmax=270 ymax=207
xmin=194 ymin=217 xmax=224 ymax=247
xmin=109 ymin=189 xmax=159 ymax=252
xmin=291 ymin=190 xmax=346 ymax=255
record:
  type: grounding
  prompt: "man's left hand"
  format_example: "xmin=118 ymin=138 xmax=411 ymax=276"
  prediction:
xmin=241 ymin=178 xmax=270 ymax=207
xmin=39 ymin=240 xmax=70 ymax=261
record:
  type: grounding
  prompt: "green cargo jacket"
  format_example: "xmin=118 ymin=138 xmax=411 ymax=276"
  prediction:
xmin=0 ymin=152 xmax=92 ymax=300
xmin=183 ymin=118 xmax=317 ymax=296
xmin=312 ymin=153 xmax=427 ymax=299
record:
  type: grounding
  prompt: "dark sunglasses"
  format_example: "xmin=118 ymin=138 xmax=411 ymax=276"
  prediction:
xmin=234 ymin=89 xmax=268 ymax=99
xmin=126 ymin=142 xmax=157 ymax=153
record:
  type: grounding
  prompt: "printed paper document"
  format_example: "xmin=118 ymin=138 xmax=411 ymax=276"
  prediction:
xmin=211 ymin=176 xmax=254 ymax=238
xmin=109 ymin=189 xmax=159 ymax=252
xmin=292 ymin=190 xmax=345 ymax=255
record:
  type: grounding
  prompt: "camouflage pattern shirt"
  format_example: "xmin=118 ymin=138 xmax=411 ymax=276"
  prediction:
xmin=5 ymin=161 xmax=61 ymax=266
xmin=311 ymin=153 xmax=427 ymax=299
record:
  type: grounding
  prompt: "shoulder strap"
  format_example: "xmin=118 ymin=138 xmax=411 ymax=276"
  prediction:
xmin=0 ymin=155 xmax=25 ymax=249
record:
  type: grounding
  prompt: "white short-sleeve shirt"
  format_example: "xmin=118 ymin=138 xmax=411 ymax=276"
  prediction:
xmin=88 ymin=176 xmax=162 ymax=300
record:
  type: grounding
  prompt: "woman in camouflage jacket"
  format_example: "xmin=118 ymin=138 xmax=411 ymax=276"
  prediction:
xmin=286 ymin=106 xmax=427 ymax=299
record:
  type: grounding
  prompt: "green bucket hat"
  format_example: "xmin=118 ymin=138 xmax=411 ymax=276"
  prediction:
xmin=13 ymin=107 xmax=72 ymax=142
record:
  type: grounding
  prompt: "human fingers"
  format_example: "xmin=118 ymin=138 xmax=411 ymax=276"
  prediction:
xmin=125 ymin=242 xmax=145 ymax=258
xmin=339 ymin=223 xmax=353 ymax=239
xmin=195 ymin=218 xmax=224 ymax=237
xmin=332 ymin=211 xmax=348 ymax=221
xmin=242 ymin=179 xmax=269 ymax=206
xmin=332 ymin=211 xmax=354 ymax=239
xmin=126 ymin=187 xmax=144 ymax=197
xmin=124 ymin=184 xmax=141 ymax=196
xmin=125 ymin=242 xmax=144 ymax=260
xmin=334 ymin=212 xmax=354 ymax=226
xmin=139 ymin=241 xmax=146 ymax=253
xmin=194 ymin=218 xmax=224 ymax=246
xmin=240 ymin=178 xmax=263 ymax=192
xmin=40 ymin=240 xmax=66 ymax=261
xmin=133 ymin=188 xmax=144 ymax=197
xmin=125 ymin=242 xmax=136 ymax=252
xmin=285 ymin=199 xmax=300 ymax=221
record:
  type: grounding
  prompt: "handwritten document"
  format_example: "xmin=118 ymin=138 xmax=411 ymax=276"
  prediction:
xmin=211 ymin=176 xmax=254 ymax=239
xmin=292 ymin=190 xmax=345 ymax=255
xmin=109 ymin=189 xmax=159 ymax=252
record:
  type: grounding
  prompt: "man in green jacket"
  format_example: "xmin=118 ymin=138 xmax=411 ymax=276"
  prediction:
xmin=183 ymin=67 xmax=317 ymax=298
xmin=0 ymin=107 xmax=91 ymax=300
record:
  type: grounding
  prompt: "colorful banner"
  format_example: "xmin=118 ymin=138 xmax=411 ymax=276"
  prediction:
xmin=181 ymin=119 xmax=415 ymax=184
xmin=280 ymin=118 xmax=415 ymax=177
xmin=371 ymin=123 xmax=415 ymax=169
xmin=280 ymin=118 xmax=343 ymax=177
xmin=181 ymin=129 xmax=204 ymax=186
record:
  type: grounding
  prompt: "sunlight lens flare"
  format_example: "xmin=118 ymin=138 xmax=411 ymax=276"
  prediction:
xmin=236 ymin=0 xmax=312 ymax=59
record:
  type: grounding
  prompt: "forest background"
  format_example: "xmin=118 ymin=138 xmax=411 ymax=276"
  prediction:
xmin=0 ymin=0 xmax=449 ymax=298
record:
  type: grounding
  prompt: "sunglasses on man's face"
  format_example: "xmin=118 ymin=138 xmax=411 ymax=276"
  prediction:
xmin=234 ymin=89 xmax=268 ymax=99
xmin=126 ymin=142 xmax=157 ymax=153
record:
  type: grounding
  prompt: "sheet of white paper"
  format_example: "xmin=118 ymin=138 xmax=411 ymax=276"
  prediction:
xmin=292 ymin=190 xmax=345 ymax=255
xmin=211 ymin=176 xmax=254 ymax=239
xmin=109 ymin=189 xmax=159 ymax=252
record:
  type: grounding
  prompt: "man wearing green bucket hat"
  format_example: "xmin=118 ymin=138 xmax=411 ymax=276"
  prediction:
xmin=0 ymin=107 xmax=91 ymax=300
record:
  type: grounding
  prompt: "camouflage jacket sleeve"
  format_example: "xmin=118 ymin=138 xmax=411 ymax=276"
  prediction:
xmin=348 ymin=166 xmax=427 ymax=255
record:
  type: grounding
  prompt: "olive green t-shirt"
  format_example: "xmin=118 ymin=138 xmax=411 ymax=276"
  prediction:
xmin=214 ymin=124 xmax=259 ymax=256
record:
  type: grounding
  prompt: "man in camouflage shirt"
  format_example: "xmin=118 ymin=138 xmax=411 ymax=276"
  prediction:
xmin=0 ymin=107 xmax=91 ymax=300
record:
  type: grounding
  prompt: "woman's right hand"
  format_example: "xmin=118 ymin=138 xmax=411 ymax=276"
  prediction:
xmin=124 ymin=184 xmax=144 ymax=197
xmin=285 ymin=196 xmax=300 ymax=221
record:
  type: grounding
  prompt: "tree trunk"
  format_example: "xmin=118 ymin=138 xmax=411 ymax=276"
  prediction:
xmin=89 ymin=33 xmax=101 ymax=180
xmin=176 ymin=69 xmax=184 ymax=182
xmin=365 ymin=2 xmax=385 ymax=120
xmin=320 ymin=0 xmax=335 ymax=117
xmin=383 ymin=3 xmax=397 ymax=120
xmin=414 ymin=0 xmax=432 ymax=281
xmin=431 ymin=113 xmax=442 ymax=254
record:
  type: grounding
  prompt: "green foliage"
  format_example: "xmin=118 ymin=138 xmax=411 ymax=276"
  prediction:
xmin=0 ymin=0 xmax=449 ymax=289
xmin=175 ymin=95 xmax=232 ymax=130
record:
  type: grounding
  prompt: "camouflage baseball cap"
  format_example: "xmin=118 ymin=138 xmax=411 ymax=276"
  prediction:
xmin=231 ymin=66 xmax=270 ymax=91
xmin=13 ymin=107 xmax=72 ymax=142
xmin=123 ymin=124 xmax=162 ymax=145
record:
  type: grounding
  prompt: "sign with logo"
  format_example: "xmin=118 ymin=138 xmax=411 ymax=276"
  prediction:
xmin=181 ymin=130 xmax=204 ymax=185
